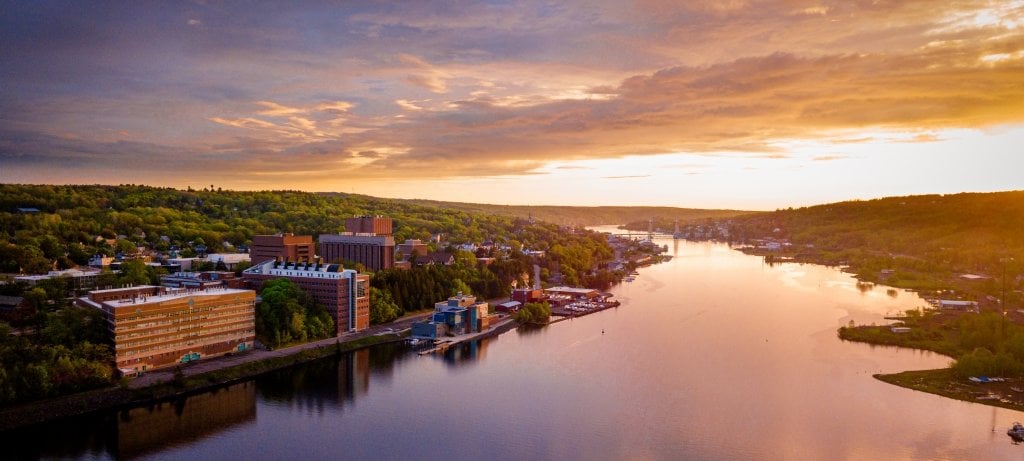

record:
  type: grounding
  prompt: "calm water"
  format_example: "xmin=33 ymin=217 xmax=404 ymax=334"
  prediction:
xmin=8 ymin=237 xmax=1024 ymax=460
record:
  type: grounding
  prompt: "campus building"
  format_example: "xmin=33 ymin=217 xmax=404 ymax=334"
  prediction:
xmin=250 ymin=234 xmax=315 ymax=265
xmin=319 ymin=233 xmax=396 ymax=271
xmin=411 ymin=293 xmax=490 ymax=339
xmin=76 ymin=286 xmax=256 ymax=376
xmin=345 ymin=216 xmax=393 ymax=236
xmin=242 ymin=259 xmax=370 ymax=334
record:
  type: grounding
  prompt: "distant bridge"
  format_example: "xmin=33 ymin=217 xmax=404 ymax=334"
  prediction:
xmin=605 ymin=232 xmax=678 ymax=239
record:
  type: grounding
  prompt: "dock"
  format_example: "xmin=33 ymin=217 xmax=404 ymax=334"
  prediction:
xmin=416 ymin=317 xmax=517 ymax=355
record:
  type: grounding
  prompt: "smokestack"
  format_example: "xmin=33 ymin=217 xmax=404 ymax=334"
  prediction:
xmin=533 ymin=264 xmax=541 ymax=290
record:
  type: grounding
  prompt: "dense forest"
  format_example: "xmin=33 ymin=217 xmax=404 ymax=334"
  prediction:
xmin=728 ymin=191 xmax=1024 ymax=305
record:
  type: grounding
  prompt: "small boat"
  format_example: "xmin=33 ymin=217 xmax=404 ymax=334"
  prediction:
xmin=1008 ymin=422 xmax=1024 ymax=440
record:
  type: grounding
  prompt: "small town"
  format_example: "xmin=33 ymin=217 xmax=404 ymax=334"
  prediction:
xmin=1 ymin=213 xmax=665 ymax=395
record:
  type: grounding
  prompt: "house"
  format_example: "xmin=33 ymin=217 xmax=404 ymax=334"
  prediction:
xmin=0 ymin=295 xmax=30 ymax=324
xmin=414 ymin=252 xmax=454 ymax=266
xmin=206 ymin=253 xmax=251 ymax=271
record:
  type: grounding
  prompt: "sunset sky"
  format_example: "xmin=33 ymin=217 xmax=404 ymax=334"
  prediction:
xmin=2 ymin=1 xmax=1022 ymax=210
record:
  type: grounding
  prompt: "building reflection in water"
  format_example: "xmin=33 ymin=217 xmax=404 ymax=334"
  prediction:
xmin=0 ymin=338 xmax=491 ymax=460
xmin=442 ymin=337 xmax=490 ymax=367
xmin=0 ymin=381 xmax=257 ymax=460
xmin=115 ymin=381 xmax=257 ymax=459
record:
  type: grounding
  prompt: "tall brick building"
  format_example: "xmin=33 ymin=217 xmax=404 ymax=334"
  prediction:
xmin=250 ymin=234 xmax=315 ymax=265
xmin=319 ymin=234 xmax=395 ymax=271
xmin=345 ymin=216 xmax=393 ymax=236
xmin=242 ymin=259 xmax=370 ymax=334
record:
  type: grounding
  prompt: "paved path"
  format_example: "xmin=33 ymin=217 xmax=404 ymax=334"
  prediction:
xmin=129 ymin=311 xmax=433 ymax=389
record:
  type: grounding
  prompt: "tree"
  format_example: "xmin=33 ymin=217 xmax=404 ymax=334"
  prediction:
xmin=118 ymin=260 xmax=150 ymax=286
xmin=369 ymin=287 xmax=401 ymax=325
xmin=514 ymin=302 xmax=551 ymax=325
xmin=256 ymin=278 xmax=334 ymax=347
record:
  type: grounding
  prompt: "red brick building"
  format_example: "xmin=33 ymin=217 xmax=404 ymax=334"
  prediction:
xmin=250 ymin=234 xmax=315 ymax=265
xmin=242 ymin=259 xmax=370 ymax=333
xmin=345 ymin=216 xmax=393 ymax=236
xmin=319 ymin=234 xmax=395 ymax=271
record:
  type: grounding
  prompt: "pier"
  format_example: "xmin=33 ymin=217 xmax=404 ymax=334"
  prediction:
xmin=416 ymin=317 xmax=517 ymax=355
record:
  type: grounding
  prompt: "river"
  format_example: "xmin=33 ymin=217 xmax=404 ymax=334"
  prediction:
xmin=6 ymin=235 xmax=1024 ymax=460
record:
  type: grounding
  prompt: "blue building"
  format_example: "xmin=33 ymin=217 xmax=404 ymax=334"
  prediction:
xmin=411 ymin=293 xmax=489 ymax=339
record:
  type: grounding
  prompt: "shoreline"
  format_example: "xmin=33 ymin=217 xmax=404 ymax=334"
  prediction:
xmin=0 ymin=332 xmax=407 ymax=432
xmin=744 ymin=241 xmax=1024 ymax=413
xmin=0 ymin=309 xmax=522 ymax=433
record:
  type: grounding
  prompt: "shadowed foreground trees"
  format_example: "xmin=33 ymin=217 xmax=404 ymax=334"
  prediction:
xmin=256 ymin=279 xmax=334 ymax=348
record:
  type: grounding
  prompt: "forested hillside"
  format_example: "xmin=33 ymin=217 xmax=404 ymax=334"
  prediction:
xmin=731 ymin=191 xmax=1024 ymax=303
xmin=0 ymin=184 xmax=596 ymax=274
xmin=392 ymin=198 xmax=752 ymax=226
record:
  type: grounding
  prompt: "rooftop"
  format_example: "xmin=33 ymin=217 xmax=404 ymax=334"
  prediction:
xmin=243 ymin=259 xmax=357 ymax=279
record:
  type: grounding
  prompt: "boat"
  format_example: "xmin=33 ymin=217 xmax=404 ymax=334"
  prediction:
xmin=1008 ymin=422 xmax=1024 ymax=441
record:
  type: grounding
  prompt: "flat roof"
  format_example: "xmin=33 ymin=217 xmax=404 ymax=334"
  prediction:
xmin=104 ymin=287 xmax=253 ymax=307
xmin=544 ymin=286 xmax=598 ymax=295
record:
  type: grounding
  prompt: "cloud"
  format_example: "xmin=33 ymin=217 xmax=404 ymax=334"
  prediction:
xmin=3 ymin=0 xmax=1024 ymax=188
xmin=812 ymin=154 xmax=848 ymax=161
xmin=602 ymin=175 xmax=652 ymax=179
xmin=398 ymin=53 xmax=449 ymax=93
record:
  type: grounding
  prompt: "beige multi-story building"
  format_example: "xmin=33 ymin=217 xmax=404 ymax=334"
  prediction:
xmin=77 ymin=285 xmax=255 ymax=376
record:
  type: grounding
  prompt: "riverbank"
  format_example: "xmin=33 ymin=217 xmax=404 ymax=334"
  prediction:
xmin=0 ymin=328 xmax=412 ymax=432
xmin=838 ymin=309 xmax=1024 ymax=413
xmin=876 ymin=368 xmax=1024 ymax=413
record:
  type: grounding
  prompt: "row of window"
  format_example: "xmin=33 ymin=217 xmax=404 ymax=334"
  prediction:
xmin=114 ymin=315 xmax=255 ymax=341
xmin=119 ymin=330 xmax=255 ymax=357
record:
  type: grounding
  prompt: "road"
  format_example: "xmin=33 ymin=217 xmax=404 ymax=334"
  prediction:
xmin=129 ymin=311 xmax=433 ymax=389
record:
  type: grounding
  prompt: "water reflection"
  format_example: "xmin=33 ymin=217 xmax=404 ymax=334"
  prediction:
xmin=10 ymin=237 xmax=1024 ymax=460
xmin=0 ymin=381 xmax=257 ymax=460
xmin=441 ymin=339 xmax=490 ymax=367
xmin=117 ymin=383 xmax=256 ymax=459
xmin=258 ymin=343 xmax=415 ymax=412
xmin=0 ymin=343 xmax=419 ymax=460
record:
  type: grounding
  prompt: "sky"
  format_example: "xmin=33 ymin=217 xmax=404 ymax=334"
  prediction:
xmin=1 ymin=1 xmax=1022 ymax=210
